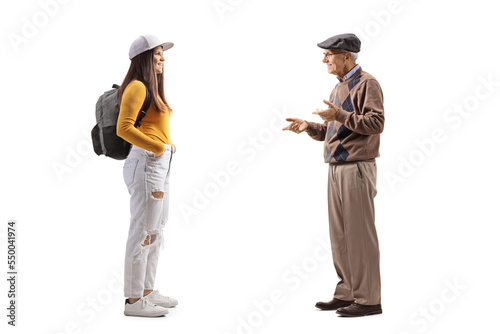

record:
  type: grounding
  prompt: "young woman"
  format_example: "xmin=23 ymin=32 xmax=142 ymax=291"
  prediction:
xmin=116 ymin=35 xmax=177 ymax=317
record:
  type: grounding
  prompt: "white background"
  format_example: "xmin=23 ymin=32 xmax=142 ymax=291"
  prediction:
xmin=1 ymin=0 xmax=499 ymax=333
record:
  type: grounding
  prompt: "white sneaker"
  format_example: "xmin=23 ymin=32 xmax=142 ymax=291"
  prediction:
xmin=124 ymin=296 xmax=169 ymax=317
xmin=146 ymin=290 xmax=178 ymax=308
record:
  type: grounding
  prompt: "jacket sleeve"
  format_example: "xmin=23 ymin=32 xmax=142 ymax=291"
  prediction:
xmin=116 ymin=81 xmax=166 ymax=154
xmin=335 ymin=79 xmax=385 ymax=135
xmin=305 ymin=121 xmax=328 ymax=141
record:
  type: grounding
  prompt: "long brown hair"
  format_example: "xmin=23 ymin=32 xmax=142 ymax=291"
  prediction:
xmin=118 ymin=48 xmax=171 ymax=113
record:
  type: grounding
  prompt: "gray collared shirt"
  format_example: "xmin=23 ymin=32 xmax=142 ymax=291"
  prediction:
xmin=343 ymin=64 xmax=360 ymax=81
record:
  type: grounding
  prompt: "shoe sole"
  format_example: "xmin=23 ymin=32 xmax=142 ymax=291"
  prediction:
xmin=336 ymin=310 xmax=382 ymax=317
xmin=154 ymin=303 xmax=178 ymax=308
xmin=124 ymin=310 xmax=169 ymax=317
xmin=315 ymin=306 xmax=345 ymax=310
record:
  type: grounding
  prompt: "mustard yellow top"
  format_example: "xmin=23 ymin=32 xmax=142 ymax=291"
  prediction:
xmin=116 ymin=80 xmax=173 ymax=155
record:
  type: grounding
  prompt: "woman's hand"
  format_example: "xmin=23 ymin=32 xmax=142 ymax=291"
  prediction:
xmin=153 ymin=144 xmax=175 ymax=157
xmin=153 ymin=151 xmax=164 ymax=158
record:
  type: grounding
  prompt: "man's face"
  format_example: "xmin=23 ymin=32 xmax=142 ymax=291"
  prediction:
xmin=322 ymin=48 xmax=347 ymax=76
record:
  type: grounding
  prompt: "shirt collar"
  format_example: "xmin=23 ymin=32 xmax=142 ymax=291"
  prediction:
xmin=342 ymin=64 xmax=360 ymax=81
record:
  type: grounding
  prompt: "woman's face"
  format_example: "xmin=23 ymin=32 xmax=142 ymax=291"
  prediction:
xmin=153 ymin=46 xmax=165 ymax=74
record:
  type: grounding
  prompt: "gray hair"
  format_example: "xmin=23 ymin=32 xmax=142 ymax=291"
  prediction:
xmin=351 ymin=52 xmax=358 ymax=62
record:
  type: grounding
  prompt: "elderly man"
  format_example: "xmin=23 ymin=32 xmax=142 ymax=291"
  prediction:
xmin=283 ymin=33 xmax=384 ymax=317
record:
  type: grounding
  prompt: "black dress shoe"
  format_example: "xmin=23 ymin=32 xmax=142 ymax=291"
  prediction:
xmin=336 ymin=302 xmax=382 ymax=317
xmin=315 ymin=298 xmax=354 ymax=310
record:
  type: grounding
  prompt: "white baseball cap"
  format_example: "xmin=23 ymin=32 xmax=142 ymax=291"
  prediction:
xmin=128 ymin=35 xmax=174 ymax=60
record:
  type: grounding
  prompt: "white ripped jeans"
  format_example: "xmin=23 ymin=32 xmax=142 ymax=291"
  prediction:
xmin=122 ymin=143 xmax=173 ymax=298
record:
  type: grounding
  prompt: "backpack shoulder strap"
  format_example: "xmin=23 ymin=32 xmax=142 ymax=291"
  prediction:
xmin=134 ymin=82 xmax=151 ymax=128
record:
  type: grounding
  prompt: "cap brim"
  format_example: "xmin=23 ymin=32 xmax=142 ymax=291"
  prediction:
xmin=159 ymin=42 xmax=174 ymax=51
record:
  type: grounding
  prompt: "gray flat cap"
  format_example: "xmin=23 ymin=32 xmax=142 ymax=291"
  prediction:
xmin=317 ymin=33 xmax=361 ymax=52
xmin=129 ymin=35 xmax=174 ymax=60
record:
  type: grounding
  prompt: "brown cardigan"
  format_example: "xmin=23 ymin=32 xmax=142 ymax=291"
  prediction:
xmin=305 ymin=67 xmax=384 ymax=164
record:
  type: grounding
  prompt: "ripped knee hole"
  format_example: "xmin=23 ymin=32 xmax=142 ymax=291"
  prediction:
xmin=151 ymin=191 xmax=164 ymax=199
xmin=141 ymin=234 xmax=151 ymax=247
xmin=141 ymin=232 xmax=160 ymax=247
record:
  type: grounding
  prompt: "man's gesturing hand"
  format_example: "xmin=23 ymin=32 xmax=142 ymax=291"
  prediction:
xmin=312 ymin=100 xmax=339 ymax=122
xmin=282 ymin=118 xmax=308 ymax=134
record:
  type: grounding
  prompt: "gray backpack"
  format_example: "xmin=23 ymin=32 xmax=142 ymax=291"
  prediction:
xmin=91 ymin=83 xmax=151 ymax=160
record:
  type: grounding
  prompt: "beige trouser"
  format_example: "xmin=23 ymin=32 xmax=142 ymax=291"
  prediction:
xmin=328 ymin=161 xmax=381 ymax=305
